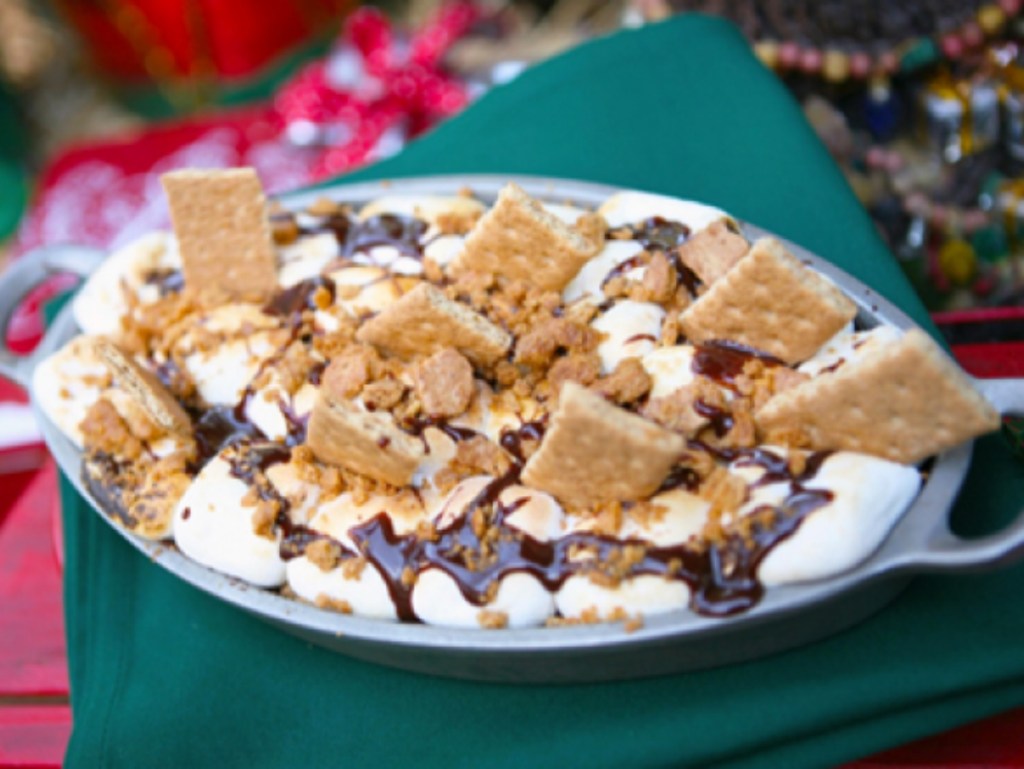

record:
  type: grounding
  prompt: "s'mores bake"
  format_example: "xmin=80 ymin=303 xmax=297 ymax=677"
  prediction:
xmin=35 ymin=170 xmax=1001 ymax=629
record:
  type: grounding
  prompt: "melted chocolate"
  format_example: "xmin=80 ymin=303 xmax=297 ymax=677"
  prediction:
xmin=143 ymin=268 xmax=185 ymax=297
xmin=264 ymin=275 xmax=336 ymax=317
xmin=296 ymin=209 xmax=428 ymax=261
xmin=605 ymin=217 xmax=702 ymax=295
xmin=307 ymin=361 xmax=326 ymax=386
xmin=692 ymin=341 xmax=784 ymax=389
xmin=192 ymin=403 xmax=266 ymax=468
xmin=499 ymin=420 xmax=547 ymax=464
xmin=342 ymin=417 xmax=834 ymax=620
xmin=401 ymin=415 xmax=480 ymax=446
xmin=623 ymin=216 xmax=691 ymax=252
xmin=667 ymin=252 xmax=702 ymax=296
xmin=602 ymin=254 xmax=647 ymax=286
xmin=625 ymin=333 xmax=657 ymax=344
xmin=341 ymin=214 xmax=428 ymax=259
xmin=694 ymin=399 xmax=734 ymax=437
xmin=658 ymin=465 xmax=701 ymax=493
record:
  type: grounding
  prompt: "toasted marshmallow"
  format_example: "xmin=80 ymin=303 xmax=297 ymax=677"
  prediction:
xmin=591 ymin=300 xmax=665 ymax=373
xmin=555 ymin=574 xmax=689 ymax=621
xmin=172 ymin=305 xmax=284 ymax=406
xmin=562 ymin=241 xmax=645 ymax=304
xmin=757 ymin=451 xmax=920 ymax=585
xmin=415 ymin=477 xmax=563 ymax=628
xmin=33 ymin=336 xmax=110 ymax=447
xmin=598 ymin=190 xmax=729 ymax=232
xmin=543 ymin=202 xmax=589 ymax=225
xmin=358 ymin=194 xmax=485 ymax=225
xmin=413 ymin=569 xmax=554 ymax=629
xmin=642 ymin=345 xmax=697 ymax=398
xmin=287 ymin=555 xmax=398 ymax=620
xmin=278 ymin=233 xmax=340 ymax=288
xmin=423 ymin=235 xmax=464 ymax=266
xmin=799 ymin=324 xmax=903 ymax=378
xmin=72 ymin=232 xmax=180 ymax=337
xmin=284 ymin=490 xmax=423 ymax=620
xmin=173 ymin=453 xmax=287 ymax=587
xmin=622 ymin=488 xmax=710 ymax=546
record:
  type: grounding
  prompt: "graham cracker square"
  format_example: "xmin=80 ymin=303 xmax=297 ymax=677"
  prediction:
xmin=161 ymin=168 xmax=278 ymax=307
xmin=521 ymin=382 xmax=686 ymax=506
xmin=452 ymin=182 xmax=599 ymax=291
xmin=306 ymin=392 xmax=426 ymax=486
xmin=94 ymin=338 xmax=192 ymax=436
xmin=356 ymin=283 xmax=511 ymax=367
xmin=678 ymin=237 xmax=856 ymax=364
xmin=676 ymin=220 xmax=750 ymax=284
xmin=755 ymin=328 xmax=1000 ymax=464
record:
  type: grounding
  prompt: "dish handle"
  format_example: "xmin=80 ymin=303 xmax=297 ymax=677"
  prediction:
xmin=0 ymin=244 xmax=106 ymax=389
xmin=882 ymin=377 xmax=1024 ymax=575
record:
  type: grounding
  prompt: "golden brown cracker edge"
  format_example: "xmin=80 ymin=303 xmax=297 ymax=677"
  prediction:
xmin=93 ymin=338 xmax=192 ymax=437
xmin=161 ymin=168 xmax=278 ymax=308
xmin=307 ymin=392 xmax=426 ymax=487
xmin=522 ymin=382 xmax=686 ymax=506
xmin=679 ymin=237 xmax=857 ymax=364
xmin=453 ymin=182 xmax=599 ymax=291
xmin=755 ymin=329 xmax=1000 ymax=464
xmin=356 ymin=283 xmax=511 ymax=367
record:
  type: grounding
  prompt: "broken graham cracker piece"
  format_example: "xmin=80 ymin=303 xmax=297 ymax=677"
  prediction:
xmin=452 ymin=182 xmax=599 ymax=291
xmin=161 ymin=168 xmax=278 ymax=307
xmin=414 ymin=347 xmax=475 ymax=418
xmin=755 ymin=329 xmax=1000 ymax=464
xmin=93 ymin=338 xmax=192 ymax=436
xmin=522 ymin=382 xmax=685 ymax=506
xmin=306 ymin=391 xmax=426 ymax=487
xmin=356 ymin=283 xmax=511 ymax=367
xmin=676 ymin=219 xmax=750 ymax=285
xmin=678 ymin=237 xmax=856 ymax=364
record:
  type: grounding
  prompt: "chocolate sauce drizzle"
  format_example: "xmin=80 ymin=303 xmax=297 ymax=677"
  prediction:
xmin=143 ymin=268 xmax=185 ymax=297
xmin=401 ymin=415 xmax=481 ymax=449
xmin=605 ymin=217 xmax=702 ymax=295
xmin=272 ymin=407 xmax=832 ymax=621
xmin=692 ymin=340 xmax=785 ymax=389
xmin=263 ymin=275 xmax=336 ymax=318
xmin=290 ymin=210 xmax=429 ymax=261
xmin=123 ymin=214 xmax=830 ymax=624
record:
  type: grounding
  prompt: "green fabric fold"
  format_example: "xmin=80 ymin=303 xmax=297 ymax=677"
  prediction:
xmin=61 ymin=15 xmax=1024 ymax=768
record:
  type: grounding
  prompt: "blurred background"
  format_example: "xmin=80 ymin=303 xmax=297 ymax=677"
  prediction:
xmin=4 ymin=0 xmax=1024 ymax=317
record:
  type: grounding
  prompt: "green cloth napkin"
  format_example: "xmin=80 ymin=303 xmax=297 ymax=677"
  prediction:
xmin=0 ymin=81 xmax=28 ymax=242
xmin=62 ymin=15 xmax=1024 ymax=768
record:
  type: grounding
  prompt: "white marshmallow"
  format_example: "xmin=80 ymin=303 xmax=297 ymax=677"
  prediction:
xmin=173 ymin=454 xmax=287 ymax=588
xmin=591 ymin=300 xmax=665 ymax=373
xmin=597 ymin=190 xmax=729 ymax=232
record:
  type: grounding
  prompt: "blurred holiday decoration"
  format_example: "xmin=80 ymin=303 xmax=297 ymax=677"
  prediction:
xmin=272 ymin=0 xmax=625 ymax=177
xmin=273 ymin=2 xmax=483 ymax=176
xmin=642 ymin=0 xmax=1024 ymax=311
xmin=51 ymin=0 xmax=354 ymax=115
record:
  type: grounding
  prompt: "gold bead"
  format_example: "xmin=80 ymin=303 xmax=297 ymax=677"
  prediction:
xmin=979 ymin=4 xmax=1007 ymax=35
xmin=754 ymin=40 xmax=780 ymax=70
xmin=822 ymin=49 xmax=851 ymax=82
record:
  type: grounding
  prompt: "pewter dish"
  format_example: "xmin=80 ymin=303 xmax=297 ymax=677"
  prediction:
xmin=3 ymin=175 xmax=1023 ymax=683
